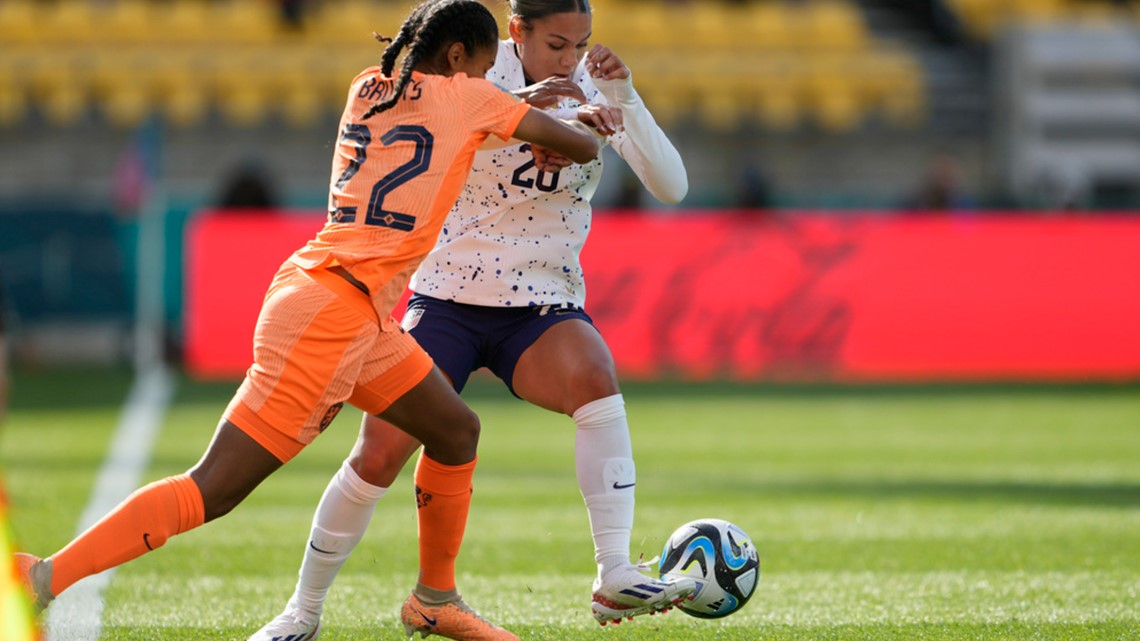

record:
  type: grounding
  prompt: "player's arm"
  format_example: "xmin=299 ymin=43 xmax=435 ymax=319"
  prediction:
xmin=587 ymin=44 xmax=688 ymax=204
xmin=512 ymin=109 xmax=601 ymax=165
xmin=479 ymin=78 xmax=594 ymax=152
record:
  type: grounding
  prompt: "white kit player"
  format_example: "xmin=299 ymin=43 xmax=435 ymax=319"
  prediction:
xmin=250 ymin=1 xmax=691 ymax=638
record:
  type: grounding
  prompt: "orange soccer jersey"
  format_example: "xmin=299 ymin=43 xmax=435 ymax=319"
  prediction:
xmin=225 ymin=69 xmax=530 ymax=461
xmin=292 ymin=68 xmax=531 ymax=320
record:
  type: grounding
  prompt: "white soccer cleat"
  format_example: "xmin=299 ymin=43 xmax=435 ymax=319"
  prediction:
xmin=590 ymin=560 xmax=697 ymax=625
xmin=246 ymin=604 xmax=320 ymax=641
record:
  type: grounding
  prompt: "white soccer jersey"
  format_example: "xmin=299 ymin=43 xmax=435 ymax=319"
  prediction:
xmin=410 ymin=39 xmax=687 ymax=308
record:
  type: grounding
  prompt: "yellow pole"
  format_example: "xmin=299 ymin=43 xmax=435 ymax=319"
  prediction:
xmin=2 ymin=489 xmax=40 ymax=641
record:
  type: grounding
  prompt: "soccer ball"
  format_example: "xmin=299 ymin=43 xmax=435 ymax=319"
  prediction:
xmin=658 ymin=518 xmax=760 ymax=619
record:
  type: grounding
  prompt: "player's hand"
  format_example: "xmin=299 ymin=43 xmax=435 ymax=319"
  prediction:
xmin=577 ymin=104 xmax=623 ymax=136
xmin=531 ymin=145 xmax=574 ymax=173
xmin=514 ymin=77 xmax=588 ymax=109
xmin=585 ymin=44 xmax=630 ymax=81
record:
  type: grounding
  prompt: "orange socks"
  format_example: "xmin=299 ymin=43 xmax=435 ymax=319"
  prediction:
xmin=414 ymin=454 xmax=476 ymax=592
xmin=49 ymin=474 xmax=204 ymax=596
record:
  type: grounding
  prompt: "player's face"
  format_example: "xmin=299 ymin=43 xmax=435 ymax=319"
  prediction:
xmin=511 ymin=11 xmax=592 ymax=82
xmin=457 ymin=43 xmax=498 ymax=79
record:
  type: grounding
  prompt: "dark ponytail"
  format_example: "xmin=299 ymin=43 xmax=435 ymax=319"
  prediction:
xmin=362 ymin=0 xmax=499 ymax=120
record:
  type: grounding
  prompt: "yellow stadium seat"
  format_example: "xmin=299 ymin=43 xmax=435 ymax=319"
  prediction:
xmin=861 ymin=48 xmax=925 ymax=127
xmin=151 ymin=51 xmax=211 ymax=128
xmin=0 ymin=0 xmax=40 ymax=45
xmin=89 ymin=50 xmax=156 ymax=129
xmin=747 ymin=3 xmax=798 ymax=50
xmin=106 ymin=1 xmax=156 ymax=45
xmin=751 ymin=55 xmax=804 ymax=131
xmin=802 ymin=1 xmax=869 ymax=51
xmin=162 ymin=1 xmax=212 ymax=45
xmin=33 ymin=58 xmax=87 ymax=127
xmin=306 ymin=0 xmax=406 ymax=46
xmin=805 ymin=55 xmax=863 ymax=132
xmin=614 ymin=3 xmax=671 ymax=50
xmin=1012 ymin=0 xmax=1071 ymax=21
xmin=0 ymin=62 xmax=27 ymax=126
xmin=658 ymin=4 xmax=724 ymax=51
xmin=589 ymin=2 xmax=624 ymax=47
xmin=39 ymin=2 xmax=99 ymax=45
xmin=624 ymin=56 xmax=684 ymax=127
xmin=254 ymin=49 xmax=325 ymax=128
xmin=211 ymin=1 xmax=280 ymax=45
xmin=213 ymin=52 xmax=274 ymax=127
xmin=692 ymin=67 xmax=745 ymax=131
xmin=280 ymin=80 xmax=325 ymax=128
xmin=100 ymin=84 xmax=152 ymax=128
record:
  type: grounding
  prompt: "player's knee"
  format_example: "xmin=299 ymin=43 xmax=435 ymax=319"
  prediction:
xmin=351 ymin=437 xmax=410 ymax=486
xmin=567 ymin=364 xmax=620 ymax=413
xmin=408 ymin=403 xmax=480 ymax=463
xmin=450 ymin=405 xmax=481 ymax=456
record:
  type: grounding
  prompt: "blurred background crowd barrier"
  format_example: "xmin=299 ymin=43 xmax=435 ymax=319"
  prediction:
xmin=185 ymin=209 xmax=1140 ymax=382
xmin=1 ymin=0 xmax=1138 ymax=381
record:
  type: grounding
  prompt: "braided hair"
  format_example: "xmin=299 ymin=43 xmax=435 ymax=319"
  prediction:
xmin=362 ymin=0 xmax=500 ymax=120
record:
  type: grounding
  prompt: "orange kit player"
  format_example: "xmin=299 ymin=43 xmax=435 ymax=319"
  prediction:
xmin=14 ymin=1 xmax=599 ymax=640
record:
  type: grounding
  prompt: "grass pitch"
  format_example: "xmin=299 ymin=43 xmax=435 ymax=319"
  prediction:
xmin=3 ymin=369 xmax=1139 ymax=640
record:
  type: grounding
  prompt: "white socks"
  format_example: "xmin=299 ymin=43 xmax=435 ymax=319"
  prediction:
xmin=572 ymin=394 xmax=636 ymax=580
xmin=290 ymin=460 xmax=387 ymax=619
xmin=284 ymin=395 xmax=636 ymax=618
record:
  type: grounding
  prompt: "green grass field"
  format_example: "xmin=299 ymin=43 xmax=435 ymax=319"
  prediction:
xmin=3 ymin=369 xmax=1139 ymax=640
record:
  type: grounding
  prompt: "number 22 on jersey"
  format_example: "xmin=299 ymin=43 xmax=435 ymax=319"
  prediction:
xmin=332 ymin=123 xmax=435 ymax=231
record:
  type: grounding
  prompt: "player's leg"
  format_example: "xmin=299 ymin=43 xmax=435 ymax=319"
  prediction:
xmin=18 ymin=419 xmax=282 ymax=612
xmin=511 ymin=319 xmax=631 ymax=573
xmin=18 ymin=262 xmax=375 ymax=615
xmin=367 ymin=366 xmax=519 ymax=641
xmin=248 ymin=417 xmax=421 ymax=641
xmin=372 ymin=367 xmax=478 ymax=589
xmin=510 ymin=317 xmax=695 ymax=624
xmin=250 ymin=294 xmax=489 ymax=640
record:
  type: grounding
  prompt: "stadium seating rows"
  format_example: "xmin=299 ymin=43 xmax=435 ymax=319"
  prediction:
xmin=0 ymin=0 xmax=923 ymax=131
xmin=946 ymin=0 xmax=1140 ymax=40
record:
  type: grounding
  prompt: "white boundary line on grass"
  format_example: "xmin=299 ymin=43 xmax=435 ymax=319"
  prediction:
xmin=45 ymin=366 xmax=174 ymax=641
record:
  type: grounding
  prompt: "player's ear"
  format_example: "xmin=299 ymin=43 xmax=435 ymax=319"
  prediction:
xmin=445 ymin=42 xmax=467 ymax=71
xmin=508 ymin=15 xmax=526 ymax=44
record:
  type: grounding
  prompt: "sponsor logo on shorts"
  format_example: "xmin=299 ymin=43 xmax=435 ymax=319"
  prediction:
xmin=319 ymin=402 xmax=344 ymax=433
xmin=539 ymin=303 xmax=583 ymax=317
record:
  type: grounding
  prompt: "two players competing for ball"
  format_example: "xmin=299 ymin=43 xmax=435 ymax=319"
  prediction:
xmin=249 ymin=1 xmax=696 ymax=638
xmin=16 ymin=0 xmax=697 ymax=638
xmin=16 ymin=2 xmax=604 ymax=640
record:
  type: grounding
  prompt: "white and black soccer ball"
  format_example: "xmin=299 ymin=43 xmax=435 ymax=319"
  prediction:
xmin=658 ymin=518 xmax=760 ymax=619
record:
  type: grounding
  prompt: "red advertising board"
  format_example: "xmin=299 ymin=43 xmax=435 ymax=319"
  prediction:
xmin=185 ymin=210 xmax=1140 ymax=381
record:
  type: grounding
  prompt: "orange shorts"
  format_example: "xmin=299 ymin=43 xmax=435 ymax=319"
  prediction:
xmin=224 ymin=261 xmax=433 ymax=463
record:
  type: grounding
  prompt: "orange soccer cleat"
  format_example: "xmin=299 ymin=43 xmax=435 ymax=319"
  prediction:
xmin=399 ymin=592 xmax=518 ymax=641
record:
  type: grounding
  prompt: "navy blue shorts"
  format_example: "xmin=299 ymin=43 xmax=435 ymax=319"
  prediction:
xmin=400 ymin=293 xmax=596 ymax=395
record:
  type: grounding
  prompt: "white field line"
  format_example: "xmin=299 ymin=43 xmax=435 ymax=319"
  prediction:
xmin=46 ymin=367 xmax=174 ymax=641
